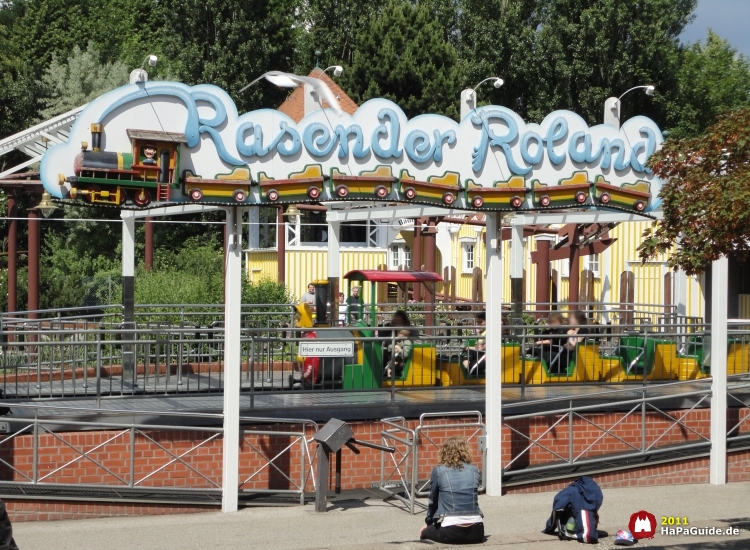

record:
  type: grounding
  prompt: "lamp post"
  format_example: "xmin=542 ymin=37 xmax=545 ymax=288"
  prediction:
xmin=460 ymin=77 xmax=504 ymax=121
xmin=129 ymin=55 xmax=158 ymax=84
xmin=603 ymin=85 xmax=655 ymax=128
xmin=317 ymin=65 xmax=343 ymax=78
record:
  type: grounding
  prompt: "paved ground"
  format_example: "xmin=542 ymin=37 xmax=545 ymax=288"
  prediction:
xmin=11 ymin=482 xmax=750 ymax=549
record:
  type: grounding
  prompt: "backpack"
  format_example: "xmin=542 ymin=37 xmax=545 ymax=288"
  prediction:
xmin=542 ymin=476 xmax=603 ymax=543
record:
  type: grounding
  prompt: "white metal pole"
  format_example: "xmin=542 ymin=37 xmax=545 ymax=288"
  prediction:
xmin=121 ymin=216 xmax=136 ymax=383
xmin=327 ymin=221 xmax=340 ymax=280
xmin=485 ymin=212 xmax=503 ymax=496
xmin=710 ymin=255 xmax=728 ymax=485
xmin=222 ymin=207 xmax=242 ymax=511
xmin=510 ymin=222 xmax=524 ymax=320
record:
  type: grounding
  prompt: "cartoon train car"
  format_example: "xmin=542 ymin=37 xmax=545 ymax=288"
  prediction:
xmin=258 ymin=165 xmax=326 ymax=203
xmin=65 ymin=126 xmax=184 ymax=207
xmin=532 ymin=170 xmax=591 ymax=209
xmin=593 ymin=176 xmax=651 ymax=212
xmin=398 ymin=170 xmax=462 ymax=207
xmin=182 ymin=167 xmax=252 ymax=203
xmin=328 ymin=166 xmax=398 ymax=200
xmin=465 ymin=175 xmax=528 ymax=210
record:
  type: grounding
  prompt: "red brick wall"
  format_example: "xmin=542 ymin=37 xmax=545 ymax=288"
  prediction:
xmin=0 ymin=407 xmax=747 ymax=522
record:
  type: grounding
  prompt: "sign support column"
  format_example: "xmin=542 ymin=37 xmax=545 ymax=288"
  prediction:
xmin=510 ymin=221 xmax=524 ymax=323
xmin=710 ymin=255 xmax=728 ymax=485
xmin=223 ymin=206 xmax=243 ymax=512
xmin=485 ymin=212 xmax=503 ymax=496
xmin=327 ymin=220 xmax=340 ymax=321
xmin=121 ymin=215 xmax=136 ymax=384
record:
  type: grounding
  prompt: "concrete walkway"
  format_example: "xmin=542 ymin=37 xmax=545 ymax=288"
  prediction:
xmin=12 ymin=482 xmax=750 ymax=550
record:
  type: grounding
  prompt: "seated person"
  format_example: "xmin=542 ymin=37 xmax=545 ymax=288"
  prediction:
xmin=533 ymin=313 xmax=570 ymax=374
xmin=420 ymin=437 xmax=484 ymax=545
xmin=462 ymin=312 xmax=486 ymax=376
xmin=383 ymin=310 xmax=419 ymax=378
xmin=566 ymin=310 xmax=597 ymax=347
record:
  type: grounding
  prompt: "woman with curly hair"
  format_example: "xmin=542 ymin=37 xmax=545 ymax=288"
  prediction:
xmin=419 ymin=437 xmax=485 ymax=544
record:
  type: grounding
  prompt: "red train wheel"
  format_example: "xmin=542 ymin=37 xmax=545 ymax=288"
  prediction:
xmin=510 ymin=195 xmax=523 ymax=208
xmin=233 ymin=189 xmax=247 ymax=202
xmin=267 ymin=189 xmax=279 ymax=201
xmin=575 ymin=191 xmax=587 ymax=204
xmin=307 ymin=186 xmax=321 ymax=199
xmin=189 ymin=188 xmax=203 ymax=201
xmin=442 ymin=192 xmax=455 ymax=205
xmin=404 ymin=187 xmax=416 ymax=200
xmin=472 ymin=196 xmax=484 ymax=208
xmin=374 ymin=185 xmax=389 ymax=199
xmin=133 ymin=188 xmax=151 ymax=207
xmin=335 ymin=185 xmax=349 ymax=198
xmin=599 ymin=192 xmax=611 ymax=204
xmin=634 ymin=200 xmax=646 ymax=211
xmin=540 ymin=195 xmax=551 ymax=207
xmin=85 ymin=185 xmax=100 ymax=204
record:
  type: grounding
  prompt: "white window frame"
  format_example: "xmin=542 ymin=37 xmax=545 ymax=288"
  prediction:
xmin=586 ymin=253 xmax=600 ymax=278
xmin=462 ymin=242 xmax=475 ymax=273
xmin=389 ymin=242 xmax=411 ymax=269
xmin=287 ymin=218 xmax=384 ymax=249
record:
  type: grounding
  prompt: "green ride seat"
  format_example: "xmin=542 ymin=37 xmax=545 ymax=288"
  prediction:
xmin=617 ymin=335 xmax=656 ymax=375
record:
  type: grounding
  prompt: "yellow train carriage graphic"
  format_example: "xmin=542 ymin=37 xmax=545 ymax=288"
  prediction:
xmin=593 ymin=175 xmax=651 ymax=212
xmin=399 ymin=170 xmax=462 ymax=206
xmin=258 ymin=164 xmax=326 ymax=203
xmin=182 ymin=167 xmax=252 ymax=203
xmin=532 ymin=170 xmax=591 ymax=208
xmin=465 ymin=175 xmax=527 ymax=210
xmin=328 ymin=165 xmax=397 ymax=200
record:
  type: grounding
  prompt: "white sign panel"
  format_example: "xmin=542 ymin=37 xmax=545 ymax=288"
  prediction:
xmin=298 ymin=341 xmax=354 ymax=357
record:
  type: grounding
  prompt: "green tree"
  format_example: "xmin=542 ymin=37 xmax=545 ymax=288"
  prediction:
xmin=160 ymin=0 xmax=301 ymax=114
xmin=39 ymin=43 xmax=130 ymax=119
xmin=638 ymin=108 xmax=750 ymax=275
xmin=662 ymin=31 xmax=750 ymax=140
xmin=343 ymin=0 xmax=462 ymax=119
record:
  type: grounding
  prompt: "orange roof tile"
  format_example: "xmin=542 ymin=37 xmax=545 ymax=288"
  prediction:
xmin=276 ymin=68 xmax=358 ymax=123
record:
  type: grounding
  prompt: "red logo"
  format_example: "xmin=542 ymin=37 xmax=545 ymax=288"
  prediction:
xmin=628 ymin=510 xmax=657 ymax=540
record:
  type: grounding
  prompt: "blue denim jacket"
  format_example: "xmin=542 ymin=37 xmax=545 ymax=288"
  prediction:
xmin=425 ymin=463 xmax=482 ymax=525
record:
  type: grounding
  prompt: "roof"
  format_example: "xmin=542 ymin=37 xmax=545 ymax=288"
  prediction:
xmin=344 ymin=270 xmax=443 ymax=283
xmin=126 ymin=129 xmax=187 ymax=143
xmin=277 ymin=68 xmax=359 ymax=123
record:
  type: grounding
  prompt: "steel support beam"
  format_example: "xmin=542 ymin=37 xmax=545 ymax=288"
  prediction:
xmin=27 ymin=209 xmax=40 ymax=317
xmin=710 ymin=255 xmax=728 ymax=485
xmin=485 ymin=212 xmax=503 ymax=496
xmin=326 ymin=205 xmax=473 ymax=222
xmin=7 ymin=194 xmax=17 ymax=315
xmin=327 ymin=220 xmax=340 ymax=320
xmin=121 ymin=216 xmax=136 ymax=384
xmin=510 ymin=223 xmax=524 ymax=322
xmin=222 ymin=207 xmax=243 ymax=512
xmin=120 ymin=203 xmax=223 ymax=219
xmin=512 ymin=211 xmax=660 ymax=225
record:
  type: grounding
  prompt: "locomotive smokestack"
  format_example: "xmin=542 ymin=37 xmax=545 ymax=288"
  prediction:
xmin=90 ymin=123 xmax=103 ymax=152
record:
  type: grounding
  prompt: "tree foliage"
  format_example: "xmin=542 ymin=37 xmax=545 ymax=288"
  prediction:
xmin=343 ymin=0 xmax=462 ymax=119
xmin=638 ymin=107 xmax=750 ymax=275
xmin=39 ymin=43 xmax=130 ymax=119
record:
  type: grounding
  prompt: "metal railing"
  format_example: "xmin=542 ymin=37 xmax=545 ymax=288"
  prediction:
xmin=0 ymin=401 xmax=319 ymax=505
xmin=500 ymin=379 xmax=713 ymax=477
xmin=378 ymin=411 xmax=485 ymax=515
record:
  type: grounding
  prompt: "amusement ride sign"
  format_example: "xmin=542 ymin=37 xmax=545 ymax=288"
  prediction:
xmin=40 ymin=81 xmax=664 ymax=213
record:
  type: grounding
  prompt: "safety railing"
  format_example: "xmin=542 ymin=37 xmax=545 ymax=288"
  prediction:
xmin=378 ymin=411 xmax=485 ymax=515
xmin=5 ymin=320 xmax=750 ymax=403
xmin=0 ymin=401 xmax=320 ymax=505
xmin=500 ymin=379 xmax=713 ymax=477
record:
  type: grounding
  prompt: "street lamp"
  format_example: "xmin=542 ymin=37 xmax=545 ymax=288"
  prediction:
xmin=460 ymin=77 xmax=504 ymax=121
xmin=317 ymin=66 xmax=343 ymax=78
xmin=604 ymin=85 xmax=655 ymax=128
xmin=129 ymin=55 xmax=158 ymax=84
xmin=239 ymin=71 xmax=342 ymax=114
xmin=34 ymin=191 xmax=58 ymax=218
xmin=283 ymin=204 xmax=300 ymax=224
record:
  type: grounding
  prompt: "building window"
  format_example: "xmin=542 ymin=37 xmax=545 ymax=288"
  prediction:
xmin=390 ymin=244 xmax=411 ymax=269
xmin=258 ymin=208 xmax=277 ymax=249
xmin=587 ymin=254 xmax=600 ymax=277
xmin=341 ymin=222 xmax=367 ymax=244
xmin=288 ymin=214 xmax=381 ymax=248
xmin=463 ymin=243 xmax=475 ymax=273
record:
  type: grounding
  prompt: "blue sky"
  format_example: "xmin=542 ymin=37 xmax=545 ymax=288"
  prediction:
xmin=681 ymin=0 xmax=750 ymax=55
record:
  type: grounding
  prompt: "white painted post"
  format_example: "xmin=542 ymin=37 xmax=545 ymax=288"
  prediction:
xmin=121 ymin=216 xmax=136 ymax=383
xmin=710 ymin=256 xmax=728 ymax=485
xmin=485 ymin=212 xmax=503 ymax=496
xmin=327 ymin=221 xmax=340 ymax=280
xmin=603 ymin=97 xmax=620 ymax=128
xmin=460 ymin=89 xmax=476 ymax=122
xmin=222 ymin=207 xmax=242 ymax=512
xmin=247 ymin=206 xmax=259 ymax=249
xmin=674 ymin=269 xmax=687 ymax=318
xmin=510 ymin=222 xmax=524 ymax=321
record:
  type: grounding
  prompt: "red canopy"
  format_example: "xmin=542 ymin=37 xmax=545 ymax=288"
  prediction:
xmin=343 ymin=270 xmax=443 ymax=283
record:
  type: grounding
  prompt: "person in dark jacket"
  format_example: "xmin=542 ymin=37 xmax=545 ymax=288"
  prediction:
xmin=420 ymin=437 xmax=484 ymax=544
xmin=543 ymin=476 xmax=603 ymax=543
xmin=0 ymin=499 xmax=18 ymax=550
